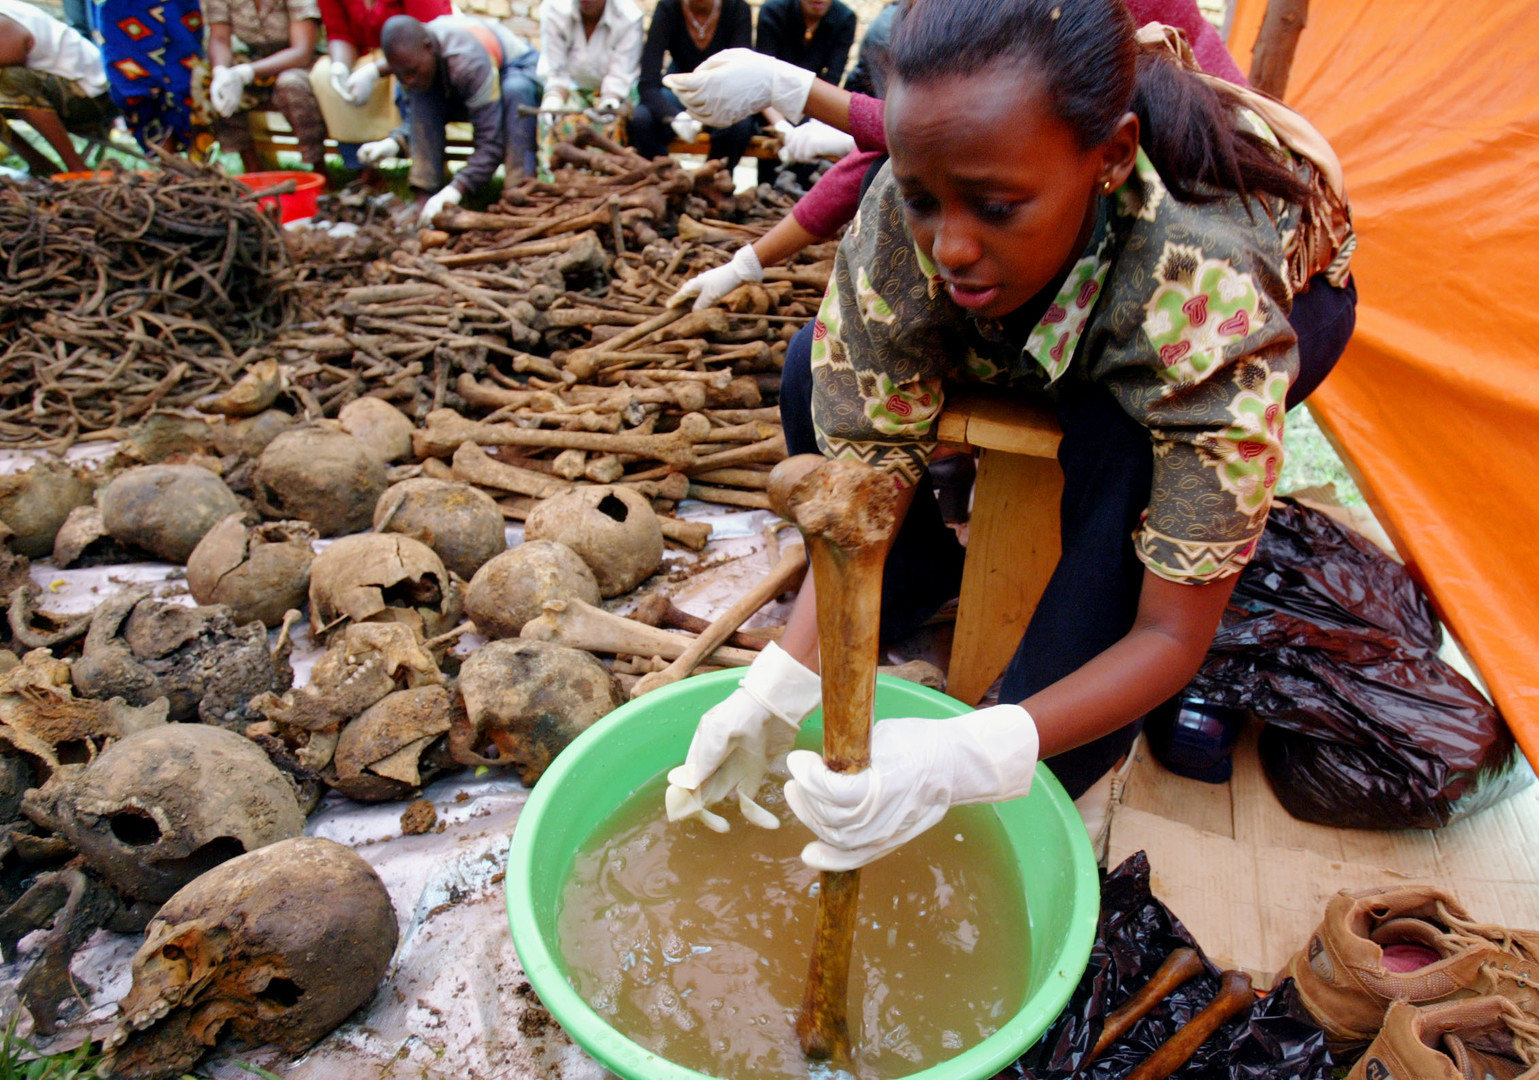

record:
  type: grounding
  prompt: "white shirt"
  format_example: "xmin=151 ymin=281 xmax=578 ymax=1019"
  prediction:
xmin=0 ymin=0 xmax=108 ymax=98
xmin=536 ymin=0 xmax=642 ymax=104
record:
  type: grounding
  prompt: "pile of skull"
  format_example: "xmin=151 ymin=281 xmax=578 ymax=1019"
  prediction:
xmin=0 ymin=407 xmax=669 ymax=1076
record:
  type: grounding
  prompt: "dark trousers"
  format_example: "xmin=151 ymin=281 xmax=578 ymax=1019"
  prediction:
xmin=630 ymin=86 xmax=754 ymax=169
xmin=407 ymin=51 xmax=540 ymax=192
xmin=779 ymin=274 xmax=1357 ymax=798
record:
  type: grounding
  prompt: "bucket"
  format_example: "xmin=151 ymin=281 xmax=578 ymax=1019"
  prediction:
xmin=237 ymin=169 xmax=325 ymax=222
xmin=506 ymin=669 xmax=1099 ymax=1080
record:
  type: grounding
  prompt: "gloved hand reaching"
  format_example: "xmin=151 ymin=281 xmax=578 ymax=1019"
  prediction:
xmin=665 ymin=642 xmax=822 ymax=832
xmin=418 ymin=184 xmax=462 ymax=226
xmin=785 ymin=704 xmax=1039 ymax=871
xmin=539 ymin=88 xmax=566 ymax=113
xmin=670 ymin=112 xmax=704 ymax=143
xmin=780 ymin=119 xmax=857 ymax=164
xmin=342 ymin=61 xmax=381 ymax=106
xmin=357 ymin=136 xmax=401 ymax=165
xmin=329 ymin=58 xmax=352 ymax=102
xmin=209 ymin=63 xmax=254 ymax=118
xmin=669 ymin=244 xmax=763 ymax=312
xmin=664 ymin=48 xmax=815 ymax=127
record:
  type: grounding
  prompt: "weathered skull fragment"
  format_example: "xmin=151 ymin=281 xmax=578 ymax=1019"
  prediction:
xmin=0 ymin=648 xmax=167 ymax=774
xmin=255 ymin=426 xmax=387 ymax=537
xmin=99 ymin=465 xmax=243 ymax=563
xmin=373 ymin=477 xmax=506 ymax=580
xmin=308 ymin=533 xmax=463 ymax=639
xmin=104 ymin=836 xmax=397 ymax=1080
xmin=50 ymin=504 xmax=137 ymax=568
xmin=208 ymin=408 xmax=298 ymax=460
xmin=452 ymin=638 xmax=623 ymax=784
xmin=194 ymin=358 xmax=285 ymax=418
xmin=464 ymin=540 xmax=600 ymax=638
xmin=21 ymin=724 xmax=305 ymax=905
xmin=70 ymin=590 xmax=292 ymax=728
xmin=339 ymin=396 xmax=415 ymax=464
xmin=327 ymin=685 xmax=461 ymax=800
xmin=523 ymin=486 xmax=663 ymax=597
xmin=186 ymin=514 xmax=317 ymax=628
xmin=0 ymin=457 xmax=94 ymax=558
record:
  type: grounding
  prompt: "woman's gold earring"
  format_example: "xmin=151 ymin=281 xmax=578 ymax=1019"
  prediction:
xmin=1102 ymin=180 xmax=1113 ymax=193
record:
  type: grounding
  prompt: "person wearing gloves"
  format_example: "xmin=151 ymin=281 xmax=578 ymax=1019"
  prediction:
xmin=305 ymin=0 xmax=451 ymax=171
xmin=667 ymin=0 xmax=1358 ymax=874
xmin=534 ymin=0 xmax=643 ymax=175
xmin=204 ymin=0 xmax=325 ymax=173
xmin=365 ymin=14 xmax=541 ymax=226
xmin=0 ymin=0 xmax=116 ymax=174
xmin=629 ymin=0 xmax=753 ymax=167
xmin=750 ymin=0 xmax=855 ymax=186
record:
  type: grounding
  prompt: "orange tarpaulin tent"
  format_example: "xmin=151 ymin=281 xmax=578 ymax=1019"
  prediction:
xmin=1226 ymin=0 xmax=1539 ymax=769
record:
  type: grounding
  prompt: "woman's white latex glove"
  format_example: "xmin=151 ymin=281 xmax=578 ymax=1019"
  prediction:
xmin=539 ymin=88 xmax=566 ymax=112
xmin=418 ymin=184 xmax=462 ymax=226
xmin=669 ymin=244 xmax=762 ymax=312
xmin=343 ymin=61 xmax=381 ymax=106
xmin=785 ymin=704 xmax=1039 ymax=872
xmin=780 ymin=119 xmax=856 ymax=163
xmin=664 ymin=48 xmax=815 ymax=127
xmin=210 ymin=63 xmax=253 ymax=118
xmin=357 ymin=136 xmax=401 ymax=165
xmin=665 ymin=642 xmax=822 ymax=832
xmin=670 ymin=112 xmax=704 ymax=143
xmin=329 ymin=58 xmax=352 ymax=101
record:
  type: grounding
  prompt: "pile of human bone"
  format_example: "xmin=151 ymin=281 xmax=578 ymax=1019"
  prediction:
xmin=0 ymin=131 xmax=848 ymax=1076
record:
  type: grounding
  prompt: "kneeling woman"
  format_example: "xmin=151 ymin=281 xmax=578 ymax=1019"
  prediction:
xmin=666 ymin=0 xmax=1356 ymax=869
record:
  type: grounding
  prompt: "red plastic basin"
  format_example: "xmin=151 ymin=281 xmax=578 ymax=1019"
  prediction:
xmin=238 ymin=169 xmax=325 ymax=222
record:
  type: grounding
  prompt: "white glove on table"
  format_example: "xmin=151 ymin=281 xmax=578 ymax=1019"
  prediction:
xmin=781 ymin=119 xmax=857 ymax=164
xmin=665 ymin=48 xmax=815 ymax=127
xmin=670 ymin=112 xmax=704 ymax=143
xmin=357 ymin=136 xmax=401 ymax=165
xmin=418 ymin=184 xmax=462 ymax=226
xmin=665 ymin=642 xmax=822 ymax=832
xmin=785 ymin=704 xmax=1040 ymax=871
xmin=342 ymin=61 xmax=381 ymax=106
xmin=669 ymin=244 xmax=763 ymax=312
xmin=210 ymin=63 xmax=254 ymax=118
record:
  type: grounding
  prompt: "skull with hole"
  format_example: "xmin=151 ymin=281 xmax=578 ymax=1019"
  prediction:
xmin=70 ymin=589 xmax=293 ymax=729
xmin=451 ymin=638 xmax=623 ymax=784
xmin=0 ymin=456 xmax=94 ymax=559
xmin=185 ymin=514 xmax=317 ymax=628
xmin=103 ymin=836 xmax=397 ymax=1080
xmin=254 ymin=426 xmax=388 ymax=537
xmin=373 ymin=478 xmax=506 ymax=581
xmin=523 ymin=486 xmax=663 ymax=597
xmin=326 ymin=685 xmax=462 ymax=801
xmin=464 ymin=540 xmax=600 ymax=638
xmin=21 ymin=724 xmax=305 ymax=907
xmin=0 ymin=648 xmax=168 ymax=776
xmin=99 ymin=465 xmax=243 ymax=564
xmin=308 ymin=533 xmax=463 ymax=639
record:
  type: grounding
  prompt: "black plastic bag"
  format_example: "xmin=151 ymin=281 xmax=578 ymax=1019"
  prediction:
xmin=1004 ymin=852 xmax=1333 ymax=1080
xmin=1187 ymin=499 xmax=1530 ymax=830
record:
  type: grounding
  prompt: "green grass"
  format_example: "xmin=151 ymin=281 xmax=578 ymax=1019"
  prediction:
xmin=0 ymin=1015 xmax=99 ymax=1080
xmin=1280 ymin=403 xmax=1365 ymax=506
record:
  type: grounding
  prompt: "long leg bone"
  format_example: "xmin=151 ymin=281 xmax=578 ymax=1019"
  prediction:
xmin=519 ymin=598 xmax=760 ymax=667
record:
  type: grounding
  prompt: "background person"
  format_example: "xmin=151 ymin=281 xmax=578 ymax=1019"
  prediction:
xmin=204 ymin=0 xmax=324 ymax=173
xmin=363 ymin=14 xmax=540 ymax=225
xmin=0 ymin=0 xmax=115 ymax=174
xmin=751 ymin=0 xmax=854 ymax=186
xmin=96 ymin=0 xmax=212 ymax=157
xmin=535 ymin=0 xmax=643 ymax=174
xmin=666 ymin=0 xmax=1357 ymax=873
xmin=630 ymin=0 xmax=752 ymax=167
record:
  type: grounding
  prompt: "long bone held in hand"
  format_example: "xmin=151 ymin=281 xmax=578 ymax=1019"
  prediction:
xmin=768 ymin=454 xmax=901 ymax=1064
xmin=519 ymin=597 xmax=761 ymax=668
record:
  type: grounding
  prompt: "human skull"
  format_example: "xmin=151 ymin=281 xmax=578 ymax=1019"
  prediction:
xmin=373 ymin=478 xmax=506 ymax=581
xmin=308 ymin=533 xmax=463 ymax=639
xmin=254 ymin=426 xmax=387 ymax=537
xmin=338 ymin=396 xmax=414 ymax=464
xmin=464 ymin=540 xmax=600 ymax=638
xmin=523 ymin=486 xmax=663 ymax=597
xmin=0 ymin=648 xmax=167 ymax=774
xmin=451 ymin=639 xmax=623 ymax=784
xmin=185 ymin=514 xmax=317 ymax=628
xmin=21 ymin=724 xmax=305 ymax=905
xmin=327 ymin=685 xmax=460 ymax=801
xmin=104 ymin=836 xmax=397 ymax=1080
xmin=99 ymin=465 xmax=242 ymax=564
xmin=0 ymin=456 xmax=94 ymax=558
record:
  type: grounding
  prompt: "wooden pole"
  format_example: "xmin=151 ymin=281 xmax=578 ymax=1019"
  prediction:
xmin=1248 ymin=0 xmax=1310 ymax=98
xmin=767 ymin=454 xmax=900 ymax=1064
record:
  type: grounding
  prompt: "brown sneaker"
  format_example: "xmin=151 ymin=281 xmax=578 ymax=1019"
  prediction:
xmin=1283 ymin=885 xmax=1539 ymax=1048
xmin=1346 ymin=997 xmax=1539 ymax=1080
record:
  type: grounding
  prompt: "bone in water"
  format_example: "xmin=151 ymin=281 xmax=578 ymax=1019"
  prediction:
xmin=558 ymin=775 xmax=1030 ymax=1080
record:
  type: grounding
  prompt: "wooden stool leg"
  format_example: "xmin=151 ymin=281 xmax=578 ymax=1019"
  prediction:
xmin=947 ymin=448 xmax=1063 ymax=706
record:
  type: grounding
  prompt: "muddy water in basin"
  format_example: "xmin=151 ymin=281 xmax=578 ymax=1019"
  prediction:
xmin=558 ymin=774 xmax=1030 ymax=1080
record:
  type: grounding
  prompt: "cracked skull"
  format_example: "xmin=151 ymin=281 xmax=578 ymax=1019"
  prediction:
xmin=308 ymin=532 xmax=463 ymax=639
xmin=104 ymin=836 xmax=397 ymax=1080
xmin=21 ymin=724 xmax=305 ymax=905
xmin=186 ymin=514 xmax=317 ymax=629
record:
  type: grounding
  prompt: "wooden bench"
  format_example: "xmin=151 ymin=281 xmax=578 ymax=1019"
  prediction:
xmin=935 ymin=386 xmax=1064 ymax=706
xmin=247 ymin=111 xmax=477 ymax=169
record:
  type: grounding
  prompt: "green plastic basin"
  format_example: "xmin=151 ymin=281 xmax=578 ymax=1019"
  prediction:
xmin=505 ymin=669 xmax=1098 ymax=1080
